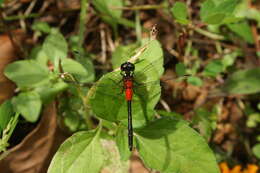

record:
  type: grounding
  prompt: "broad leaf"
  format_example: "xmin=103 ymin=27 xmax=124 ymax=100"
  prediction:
xmin=222 ymin=68 xmax=260 ymax=94
xmin=135 ymin=117 xmax=220 ymax=173
xmin=4 ymin=60 xmax=50 ymax=88
xmin=88 ymin=40 xmax=164 ymax=127
xmin=0 ymin=100 xmax=14 ymax=131
xmin=12 ymin=91 xmax=42 ymax=122
xmin=115 ymin=125 xmax=131 ymax=161
xmin=48 ymin=130 xmax=104 ymax=173
xmin=171 ymin=2 xmax=189 ymax=24
xmin=61 ymin=58 xmax=90 ymax=83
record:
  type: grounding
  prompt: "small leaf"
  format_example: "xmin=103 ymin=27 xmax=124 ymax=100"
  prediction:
xmin=48 ymin=130 xmax=104 ymax=173
xmin=42 ymin=33 xmax=68 ymax=64
xmin=115 ymin=125 xmax=131 ymax=161
xmin=227 ymin=20 xmax=254 ymax=44
xmin=61 ymin=58 xmax=89 ymax=83
xmin=252 ymin=144 xmax=260 ymax=159
xmin=136 ymin=117 xmax=220 ymax=173
xmin=222 ymin=68 xmax=260 ymax=94
xmin=171 ymin=2 xmax=189 ymax=25
xmin=12 ymin=91 xmax=42 ymax=122
xmin=175 ymin=62 xmax=187 ymax=76
xmin=187 ymin=76 xmax=203 ymax=86
xmin=32 ymin=21 xmax=51 ymax=33
xmin=4 ymin=60 xmax=50 ymax=88
xmin=0 ymin=100 xmax=14 ymax=131
xmin=203 ymin=60 xmax=223 ymax=77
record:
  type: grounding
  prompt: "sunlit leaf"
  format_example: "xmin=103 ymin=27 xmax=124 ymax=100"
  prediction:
xmin=48 ymin=129 xmax=104 ymax=173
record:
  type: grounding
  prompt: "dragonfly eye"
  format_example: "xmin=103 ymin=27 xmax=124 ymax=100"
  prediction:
xmin=121 ymin=62 xmax=135 ymax=72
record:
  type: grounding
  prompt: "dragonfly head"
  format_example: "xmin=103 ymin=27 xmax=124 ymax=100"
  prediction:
xmin=121 ymin=62 xmax=135 ymax=76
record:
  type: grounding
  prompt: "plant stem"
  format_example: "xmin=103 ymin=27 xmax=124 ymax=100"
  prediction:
xmin=0 ymin=112 xmax=20 ymax=153
xmin=192 ymin=26 xmax=225 ymax=40
xmin=110 ymin=4 xmax=166 ymax=10
xmin=78 ymin=0 xmax=88 ymax=48
xmin=135 ymin=11 xmax=142 ymax=44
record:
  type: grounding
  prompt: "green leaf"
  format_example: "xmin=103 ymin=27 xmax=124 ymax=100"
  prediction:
xmin=187 ymin=76 xmax=203 ymax=86
xmin=48 ymin=130 xmax=104 ymax=173
xmin=12 ymin=91 xmax=42 ymax=122
xmin=222 ymin=68 xmax=260 ymax=94
xmin=4 ymin=60 xmax=50 ymax=88
xmin=42 ymin=33 xmax=68 ymax=65
xmin=203 ymin=60 xmax=223 ymax=77
xmin=32 ymin=21 xmax=51 ymax=33
xmin=252 ymin=144 xmax=260 ymax=159
xmin=135 ymin=117 xmax=220 ymax=173
xmin=0 ymin=100 xmax=14 ymax=131
xmin=61 ymin=58 xmax=90 ymax=83
xmin=88 ymin=40 xmax=164 ymax=127
xmin=171 ymin=2 xmax=189 ymax=25
xmin=115 ymin=125 xmax=131 ymax=161
xmin=227 ymin=21 xmax=254 ymax=44
xmin=175 ymin=62 xmax=187 ymax=76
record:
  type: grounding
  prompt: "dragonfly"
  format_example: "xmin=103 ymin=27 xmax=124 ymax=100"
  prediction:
xmin=84 ymin=57 xmax=189 ymax=151
xmin=61 ymin=43 xmax=188 ymax=152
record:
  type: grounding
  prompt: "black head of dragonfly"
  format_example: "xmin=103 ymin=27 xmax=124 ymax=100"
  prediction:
xmin=120 ymin=62 xmax=135 ymax=77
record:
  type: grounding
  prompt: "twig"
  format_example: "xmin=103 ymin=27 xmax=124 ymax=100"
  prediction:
xmin=190 ymin=25 xmax=225 ymax=40
xmin=110 ymin=4 xmax=166 ymax=11
xmin=160 ymin=99 xmax=171 ymax=112
xmin=100 ymin=26 xmax=107 ymax=64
